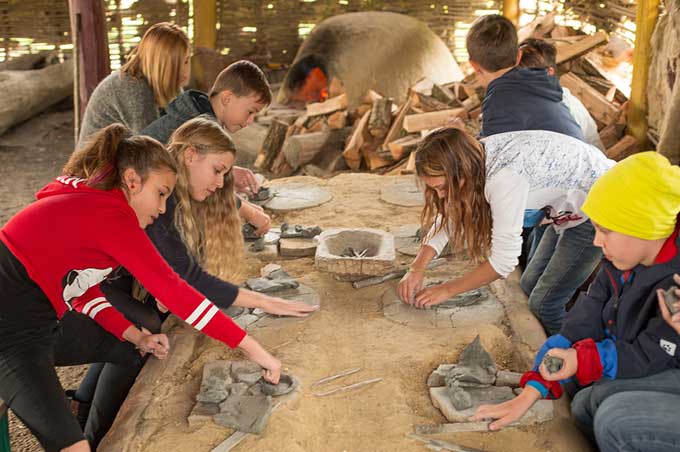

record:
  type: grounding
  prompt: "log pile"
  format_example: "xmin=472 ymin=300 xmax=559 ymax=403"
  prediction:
xmin=253 ymin=22 xmax=635 ymax=177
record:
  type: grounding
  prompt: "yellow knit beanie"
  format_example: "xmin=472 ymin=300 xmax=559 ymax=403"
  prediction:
xmin=582 ymin=151 xmax=680 ymax=240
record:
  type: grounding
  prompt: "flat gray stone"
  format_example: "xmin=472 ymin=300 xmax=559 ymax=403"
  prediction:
xmin=263 ymin=183 xmax=332 ymax=212
xmin=427 ymin=364 xmax=455 ymax=387
xmin=382 ymin=280 xmax=502 ymax=329
xmin=196 ymin=361 xmax=232 ymax=404
xmin=214 ymin=393 xmax=273 ymax=434
xmin=249 ymin=283 xmax=321 ymax=330
xmin=495 ymin=371 xmax=523 ymax=388
xmin=231 ymin=361 xmax=262 ymax=383
xmin=430 ymin=387 xmax=553 ymax=425
xmin=445 ymin=335 xmax=497 ymax=388
xmin=234 ymin=314 xmax=261 ymax=329
xmin=380 ymin=178 xmax=425 ymax=207
xmin=227 ymin=383 xmax=249 ymax=396
xmin=188 ymin=401 xmax=220 ymax=427
xmin=245 ymin=276 xmax=299 ymax=293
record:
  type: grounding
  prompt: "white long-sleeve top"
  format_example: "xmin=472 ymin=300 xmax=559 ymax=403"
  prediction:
xmin=562 ymin=87 xmax=605 ymax=151
xmin=425 ymin=130 xmax=614 ymax=278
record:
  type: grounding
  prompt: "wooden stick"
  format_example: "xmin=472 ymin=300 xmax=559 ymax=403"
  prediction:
xmin=211 ymin=401 xmax=284 ymax=452
xmin=352 ymin=258 xmax=447 ymax=289
xmin=555 ymin=31 xmax=607 ymax=64
xmin=408 ymin=434 xmax=487 ymax=452
xmin=311 ymin=367 xmax=362 ymax=388
xmin=560 ymin=72 xmax=618 ymax=127
xmin=313 ymin=377 xmax=383 ymax=397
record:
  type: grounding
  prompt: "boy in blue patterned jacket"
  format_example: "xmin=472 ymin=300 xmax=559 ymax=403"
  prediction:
xmin=473 ymin=152 xmax=680 ymax=452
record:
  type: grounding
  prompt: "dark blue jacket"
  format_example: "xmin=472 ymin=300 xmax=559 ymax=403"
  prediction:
xmin=481 ymin=67 xmax=585 ymax=142
xmin=532 ymin=227 xmax=680 ymax=384
xmin=141 ymin=89 xmax=215 ymax=144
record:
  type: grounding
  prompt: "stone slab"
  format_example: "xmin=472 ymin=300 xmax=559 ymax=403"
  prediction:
xmin=188 ymin=401 xmax=220 ymax=427
xmin=495 ymin=371 xmax=523 ymax=388
xmin=214 ymin=393 xmax=273 ymax=434
xmin=380 ymin=179 xmax=425 ymax=207
xmin=248 ymin=283 xmax=321 ymax=330
xmin=429 ymin=386 xmax=554 ymax=425
xmin=382 ymin=282 xmax=503 ymax=329
xmin=262 ymin=183 xmax=332 ymax=212
xmin=278 ymin=237 xmax=317 ymax=257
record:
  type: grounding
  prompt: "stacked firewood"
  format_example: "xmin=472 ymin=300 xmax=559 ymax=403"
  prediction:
xmin=253 ymin=21 xmax=635 ymax=178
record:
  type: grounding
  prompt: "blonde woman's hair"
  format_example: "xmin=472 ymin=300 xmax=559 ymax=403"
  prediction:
xmin=121 ymin=22 xmax=190 ymax=108
xmin=415 ymin=128 xmax=492 ymax=261
xmin=167 ymin=117 xmax=245 ymax=281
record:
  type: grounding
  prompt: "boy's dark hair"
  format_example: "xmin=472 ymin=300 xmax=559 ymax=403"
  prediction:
xmin=466 ymin=14 xmax=518 ymax=72
xmin=209 ymin=60 xmax=272 ymax=105
xmin=519 ymin=38 xmax=557 ymax=70
xmin=285 ymin=54 xmax=327 ymax=93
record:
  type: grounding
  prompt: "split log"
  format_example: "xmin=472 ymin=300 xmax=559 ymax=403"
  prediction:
xmin=555 ymin=31 xmax=608 ymax=65
xmin=0 ymin=51 xmax=59 ymax=71
xmin=388 ymin=135 xmax=423 ymax=160
xmin=368 ymin=97 xmax=393 ymax=139
xmin=560 ymin=72 xmax=618 ymax=127
xmin=382 ymin=99 xmax=412 ymax=149
xmin=306 ymin=93 xmax=347 ymax=117
xmin=403 ymin=108 xmax=467 ymax=133
xmin=606 ymin=135 xmax=639 ymax=161
xmin=256 ymin=118 xmax=292 ymax=171
xmin=281 ymin=128 xmax=351 ymax=170
xmin=327 ymin=110 xmax=348 ymax=129
xmin=328 ymin=77 xmax=346 ymax=98
xmin=409 ymin=91 xmax=452 ymax=112
xmin=0 ymin=59 xmax=74 ymax=136
xmin=517 ymin=12 xmax=556 ymax=42
xmin=343 ymin=110 xmax=371 ymax=170
xmin=598 ymin=123 xmax=626 ymax=149
xmin=401 ymin=151 xmax=417 ymax=175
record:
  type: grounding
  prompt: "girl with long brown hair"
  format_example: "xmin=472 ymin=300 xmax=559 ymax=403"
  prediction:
xmin=78 ymin=22 xmax=191 ymax=144
xmin=398 ymin=128 xmax=612 ymax=335
xmin=0 ymin=123 xmax=281 ymax=452
xmin=73 ymin=118 xmax=315 ymax=448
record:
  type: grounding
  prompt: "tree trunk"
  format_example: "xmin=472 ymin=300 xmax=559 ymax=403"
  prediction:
xmin=282 ymin=128 xmax=351 ymax=170
xmin=0 ymin=59 xmax=74 ymax=136
xmin=0 ymin=51 xmax=59 ymax=71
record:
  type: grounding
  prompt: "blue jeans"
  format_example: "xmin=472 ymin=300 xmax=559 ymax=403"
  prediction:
xmin=519 ymin=220 xmax=602 ymax=335
xmin=571 ymin=369 xmax=680 ymax=452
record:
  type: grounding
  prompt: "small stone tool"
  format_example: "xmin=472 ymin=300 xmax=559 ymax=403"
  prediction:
xmin=542 ymin=355 xmax=564 ymax=374
xmin=664 ymin=285 xmax=680 ymax=315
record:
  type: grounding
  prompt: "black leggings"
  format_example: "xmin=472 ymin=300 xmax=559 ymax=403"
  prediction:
xmin=0 ymin=242 xmax=142 ymax=452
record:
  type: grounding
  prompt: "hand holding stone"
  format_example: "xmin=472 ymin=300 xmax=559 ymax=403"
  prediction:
xmin=232 ymin=166 xmax=260 ymax=195
xmin=414 ymin=281 xmax=456 ymax=309
xmin=539 ymin=348 xmax=577 ymax=381
xmin=658 ymin=275 xmax=680 ymax=335
xmin=397 ymin=270 xmax=424 ymax=305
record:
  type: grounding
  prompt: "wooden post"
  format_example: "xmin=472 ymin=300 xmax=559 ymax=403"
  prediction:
xmin=628 ymin=0 xmax=660 ymax=146
xmin=503 ymin=0 xmax=520 ymax=26
xmin=193 ymin=0 xmax=217 ymax=90
xmin=68 ymin=0 xmax=110 ymax=139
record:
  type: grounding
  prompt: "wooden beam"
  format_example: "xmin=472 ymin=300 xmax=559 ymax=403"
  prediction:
xmin=193 ymin=0 xmax=217 ymax=90
xmin=555 ymin=31 xmax=608 ymax=65
xmin=607 ymin=134 xmax=640 ymax=161
xmin=503 ymin=0 xmax=520 ymax=26
xmin=560 ymin=73 xmax=619 ymax=127
xmin=628 ymin=0 xmax=661 ymax=146
xmin=68 ymin=0 xmax=110 ymax=138
xmin=306 ymin=94 xmax=347 ymax=117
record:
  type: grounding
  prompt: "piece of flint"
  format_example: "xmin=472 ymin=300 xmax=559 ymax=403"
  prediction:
xmin=249 ymin=186 xmax=271 ymax=202
xmin=542 ymin=355 xmax=564 ymax=374
xmin=243 ymin=223 xmax=259 ymax=240
xmin=664 ymin=285 xmax=680 ymax=315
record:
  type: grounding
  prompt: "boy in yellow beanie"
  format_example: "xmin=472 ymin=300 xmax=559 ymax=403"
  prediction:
xmin=471 ymin=152 xmax=680 ymax=451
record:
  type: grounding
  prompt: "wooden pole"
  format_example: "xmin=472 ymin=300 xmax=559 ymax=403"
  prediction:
xmin=68 ymin=0 xmax=110 ymax=139
xmin=192 ymin=0 xmax=217 ymax=90
xmin=628 ymin=0 xmax=660 ymax=147
xmin=503 ymin=0 xmax=520 ymax=26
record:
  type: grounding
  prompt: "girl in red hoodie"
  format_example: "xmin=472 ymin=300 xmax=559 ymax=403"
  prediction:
xmin=0 ymin=124 xmax=280 ymax=452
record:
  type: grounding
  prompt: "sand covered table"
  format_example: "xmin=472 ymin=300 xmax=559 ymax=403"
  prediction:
xmin=380 ymin=178 xmax=425 ymax=207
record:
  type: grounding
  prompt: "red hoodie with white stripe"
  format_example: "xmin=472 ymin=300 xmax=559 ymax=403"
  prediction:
xmin=0 ymin=176 xmax=246 ymax=348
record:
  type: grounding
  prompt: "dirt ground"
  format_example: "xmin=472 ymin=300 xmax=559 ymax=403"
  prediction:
xmin=98 ymin=175 xmax=588 ymax=452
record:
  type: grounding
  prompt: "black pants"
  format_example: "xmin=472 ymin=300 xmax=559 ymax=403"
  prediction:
xmin=0 ymin=242 xmax=142 ymax=452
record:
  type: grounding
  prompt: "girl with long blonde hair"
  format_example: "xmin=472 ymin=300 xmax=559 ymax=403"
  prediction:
xmin=73 ymin=119 xmax=315 ymax=447
xmin=78 ymin=22 xmax=191 ymax=144
xmin=398 ymin=127 xmax=612 ymax=336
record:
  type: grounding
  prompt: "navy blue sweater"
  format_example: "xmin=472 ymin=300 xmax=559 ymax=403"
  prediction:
xmin=141 ymin=89 xmax=215 ymax=144
xmin=481 ymin=67 xmax=585 ymax=142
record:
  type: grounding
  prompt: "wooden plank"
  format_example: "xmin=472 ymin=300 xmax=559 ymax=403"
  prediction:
xmin=281 ymin=128 xmax=350 ymax=170
xmin=598 ymin=123 xmax=626 ymax=149
xmin=343 ymin=110 xmax=370 ymax=170
xmin=555 ymin=31 xmax=608 ymax=65
xmin=403 ymin=108 xmax=467 ymax=133
xmin=560 ymin=72 xmax=619 ymax=127
xmin=306 ymin=93 xmax=347 ymax=117
xmin=607 ymin=134 xmax=640 ymax=161
xmin=368 ymin=97 xmax=393 ymax=139
xmin=327 ymin=110 xmax=347 ymax=129
xmin=401 ymin=151 xmax=417 ymax=175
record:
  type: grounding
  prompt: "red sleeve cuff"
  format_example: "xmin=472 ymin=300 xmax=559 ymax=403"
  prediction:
xmin=520 ymin=370 xmax=563 ymax=399
xmin=573 ymin=338 xmax=603 ymax=385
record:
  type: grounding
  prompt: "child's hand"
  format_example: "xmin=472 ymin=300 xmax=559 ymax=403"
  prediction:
xmin=397 ymin=271 xmax=424 ymax=305
xmin=232 ymin=166 xmax=260 ymax=196
xmin=658 ymin=274 xmax=680 ymax=334
xmin=539 ymin=348 xmax=577 ymax=381
xmin=414 ymin=281 xmax=455 ymax=308
xmin=137 ymin=332 xmax=170 ymax=360
xmin=243 ymin=205 xmax=271 ymax=236
xmin=470 ymin=386 xmax=541 ymax=431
